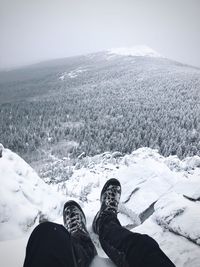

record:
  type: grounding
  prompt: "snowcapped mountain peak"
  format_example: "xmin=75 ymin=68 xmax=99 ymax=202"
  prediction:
xmin=107 ymin=45 xmax=162 ymax=58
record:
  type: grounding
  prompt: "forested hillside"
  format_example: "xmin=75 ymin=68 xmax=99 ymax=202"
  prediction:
xmin=0 ymin=51 xmax=200 ymax=164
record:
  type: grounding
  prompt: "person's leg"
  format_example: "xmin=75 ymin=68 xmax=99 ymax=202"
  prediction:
xmin=23 ymin=222 xmax=76 ymax=267
xmin=24 ymin=201 xmax=97 ymax=267
xmin=93 ymin=178 xmax=175 ymax=267
xmin=63 ymin=200 xmax=97 ymax=267
xmin=98 ymin=212 xmax=175 ymax=267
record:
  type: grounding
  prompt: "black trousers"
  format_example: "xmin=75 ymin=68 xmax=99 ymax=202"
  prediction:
xmin=98 ymin=213 xmax=175 ymax=267
xmin=24 ymin=215 xmax=175 ymax=267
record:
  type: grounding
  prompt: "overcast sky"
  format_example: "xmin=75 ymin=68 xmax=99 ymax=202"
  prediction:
xmin=0 ymin=0 xmax=200 ymax=69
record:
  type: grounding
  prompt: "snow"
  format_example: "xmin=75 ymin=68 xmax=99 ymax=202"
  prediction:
xmin=155 ymin=192 xmax=200 ymax=245
xmin=0 ymin=146 xmax=200 ymax=266
xmin=164 ymin=155 xmax=200 ymax=172
xmin=0 ymin=146 xmax=65 ymax=241
xmin=59 ymin=67 xmax=87 ymax=80
xmin=135 ymin=217 xmax=200 ymax=267
xmin=174 ymin=175 xmax=200 ymax=200
xmin=107 ymin=45 xmax=162 ymax=58
xmin=0 ymin=236 xmax=27 ymax=267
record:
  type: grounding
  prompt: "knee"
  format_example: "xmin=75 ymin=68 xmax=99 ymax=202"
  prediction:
xmin=32 ymin=222 xmax=56 ymax=234
xmin=31 ymin=222 xmax=70 ymax=240
xmin=140 ymin=234 xmax=159 ymax=251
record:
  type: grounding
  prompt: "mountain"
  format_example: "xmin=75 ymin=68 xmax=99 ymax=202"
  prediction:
xmin=0 ymin=145 xmax=200 ymax=266
xmin=107 ymin=45 xmax=162 ymax=57
xmin=0 ymin=46 xmax=200 ymax=177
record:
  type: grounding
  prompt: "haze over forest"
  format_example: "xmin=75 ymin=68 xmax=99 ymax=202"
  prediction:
xmin=0 ymin=0 xmax=200 ymax=69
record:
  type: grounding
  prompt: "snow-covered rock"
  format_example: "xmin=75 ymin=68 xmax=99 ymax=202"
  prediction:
xmin=0 ymin=148 xmax=65 ymax=240
xmin=0 ymin=146 xmax=200 ymax=266
xmin=155 ymin=192 xmax=200 ymax=245
xmin=135 ymin=217 xmax=200 ymax=267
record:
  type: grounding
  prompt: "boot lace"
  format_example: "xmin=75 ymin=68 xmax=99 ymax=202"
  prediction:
xmin=65 ymin=208 xmax=86 ymax=234
xmin=104 ymin=185 xmax=120 ymax=213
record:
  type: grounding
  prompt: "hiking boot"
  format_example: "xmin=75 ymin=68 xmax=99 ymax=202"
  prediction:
xmin=92 ymin=178 xmax=121 ymax=235
xmin=63 ymin=201 xmax=98 ymax=266
xmin=63 ymin=200 xmax=88 ymax=236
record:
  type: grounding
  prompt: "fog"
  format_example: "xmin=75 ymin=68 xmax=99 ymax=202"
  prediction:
xmin=0 ymin=0 xmax=200 ymax=69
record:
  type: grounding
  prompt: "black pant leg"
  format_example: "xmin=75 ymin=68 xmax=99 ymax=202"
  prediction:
xmin=98 ymin=213 xmax=175 ymax=267
xmin=23 ymin=222 xmax=76 ymax=267
xmin=70 ymin=232 xmax=97 ymax=267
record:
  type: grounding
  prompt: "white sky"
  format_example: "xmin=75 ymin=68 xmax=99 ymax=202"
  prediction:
xmin=0 ymin=0 xmax=200 ymax=69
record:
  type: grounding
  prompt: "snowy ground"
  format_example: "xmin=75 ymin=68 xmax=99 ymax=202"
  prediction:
xmin=59 ymin=67 xmax=87 ymax=80
xmin=0 ymin=145 xmax=200 ymax=266
xmin=107 ymin=45 xmax=162 ymax=58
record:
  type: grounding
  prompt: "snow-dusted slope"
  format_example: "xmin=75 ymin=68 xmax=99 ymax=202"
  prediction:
xmin=0 ymin=146 xmax=200 ymax=266
xmin=107 ymin=45 xmax=162 ymax=58
xmin=0 ymin=145 xmax=65 ymax=241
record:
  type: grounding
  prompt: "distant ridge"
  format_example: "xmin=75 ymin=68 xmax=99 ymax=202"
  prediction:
xmin=0 ymin=47 xmax=200 ymax=162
